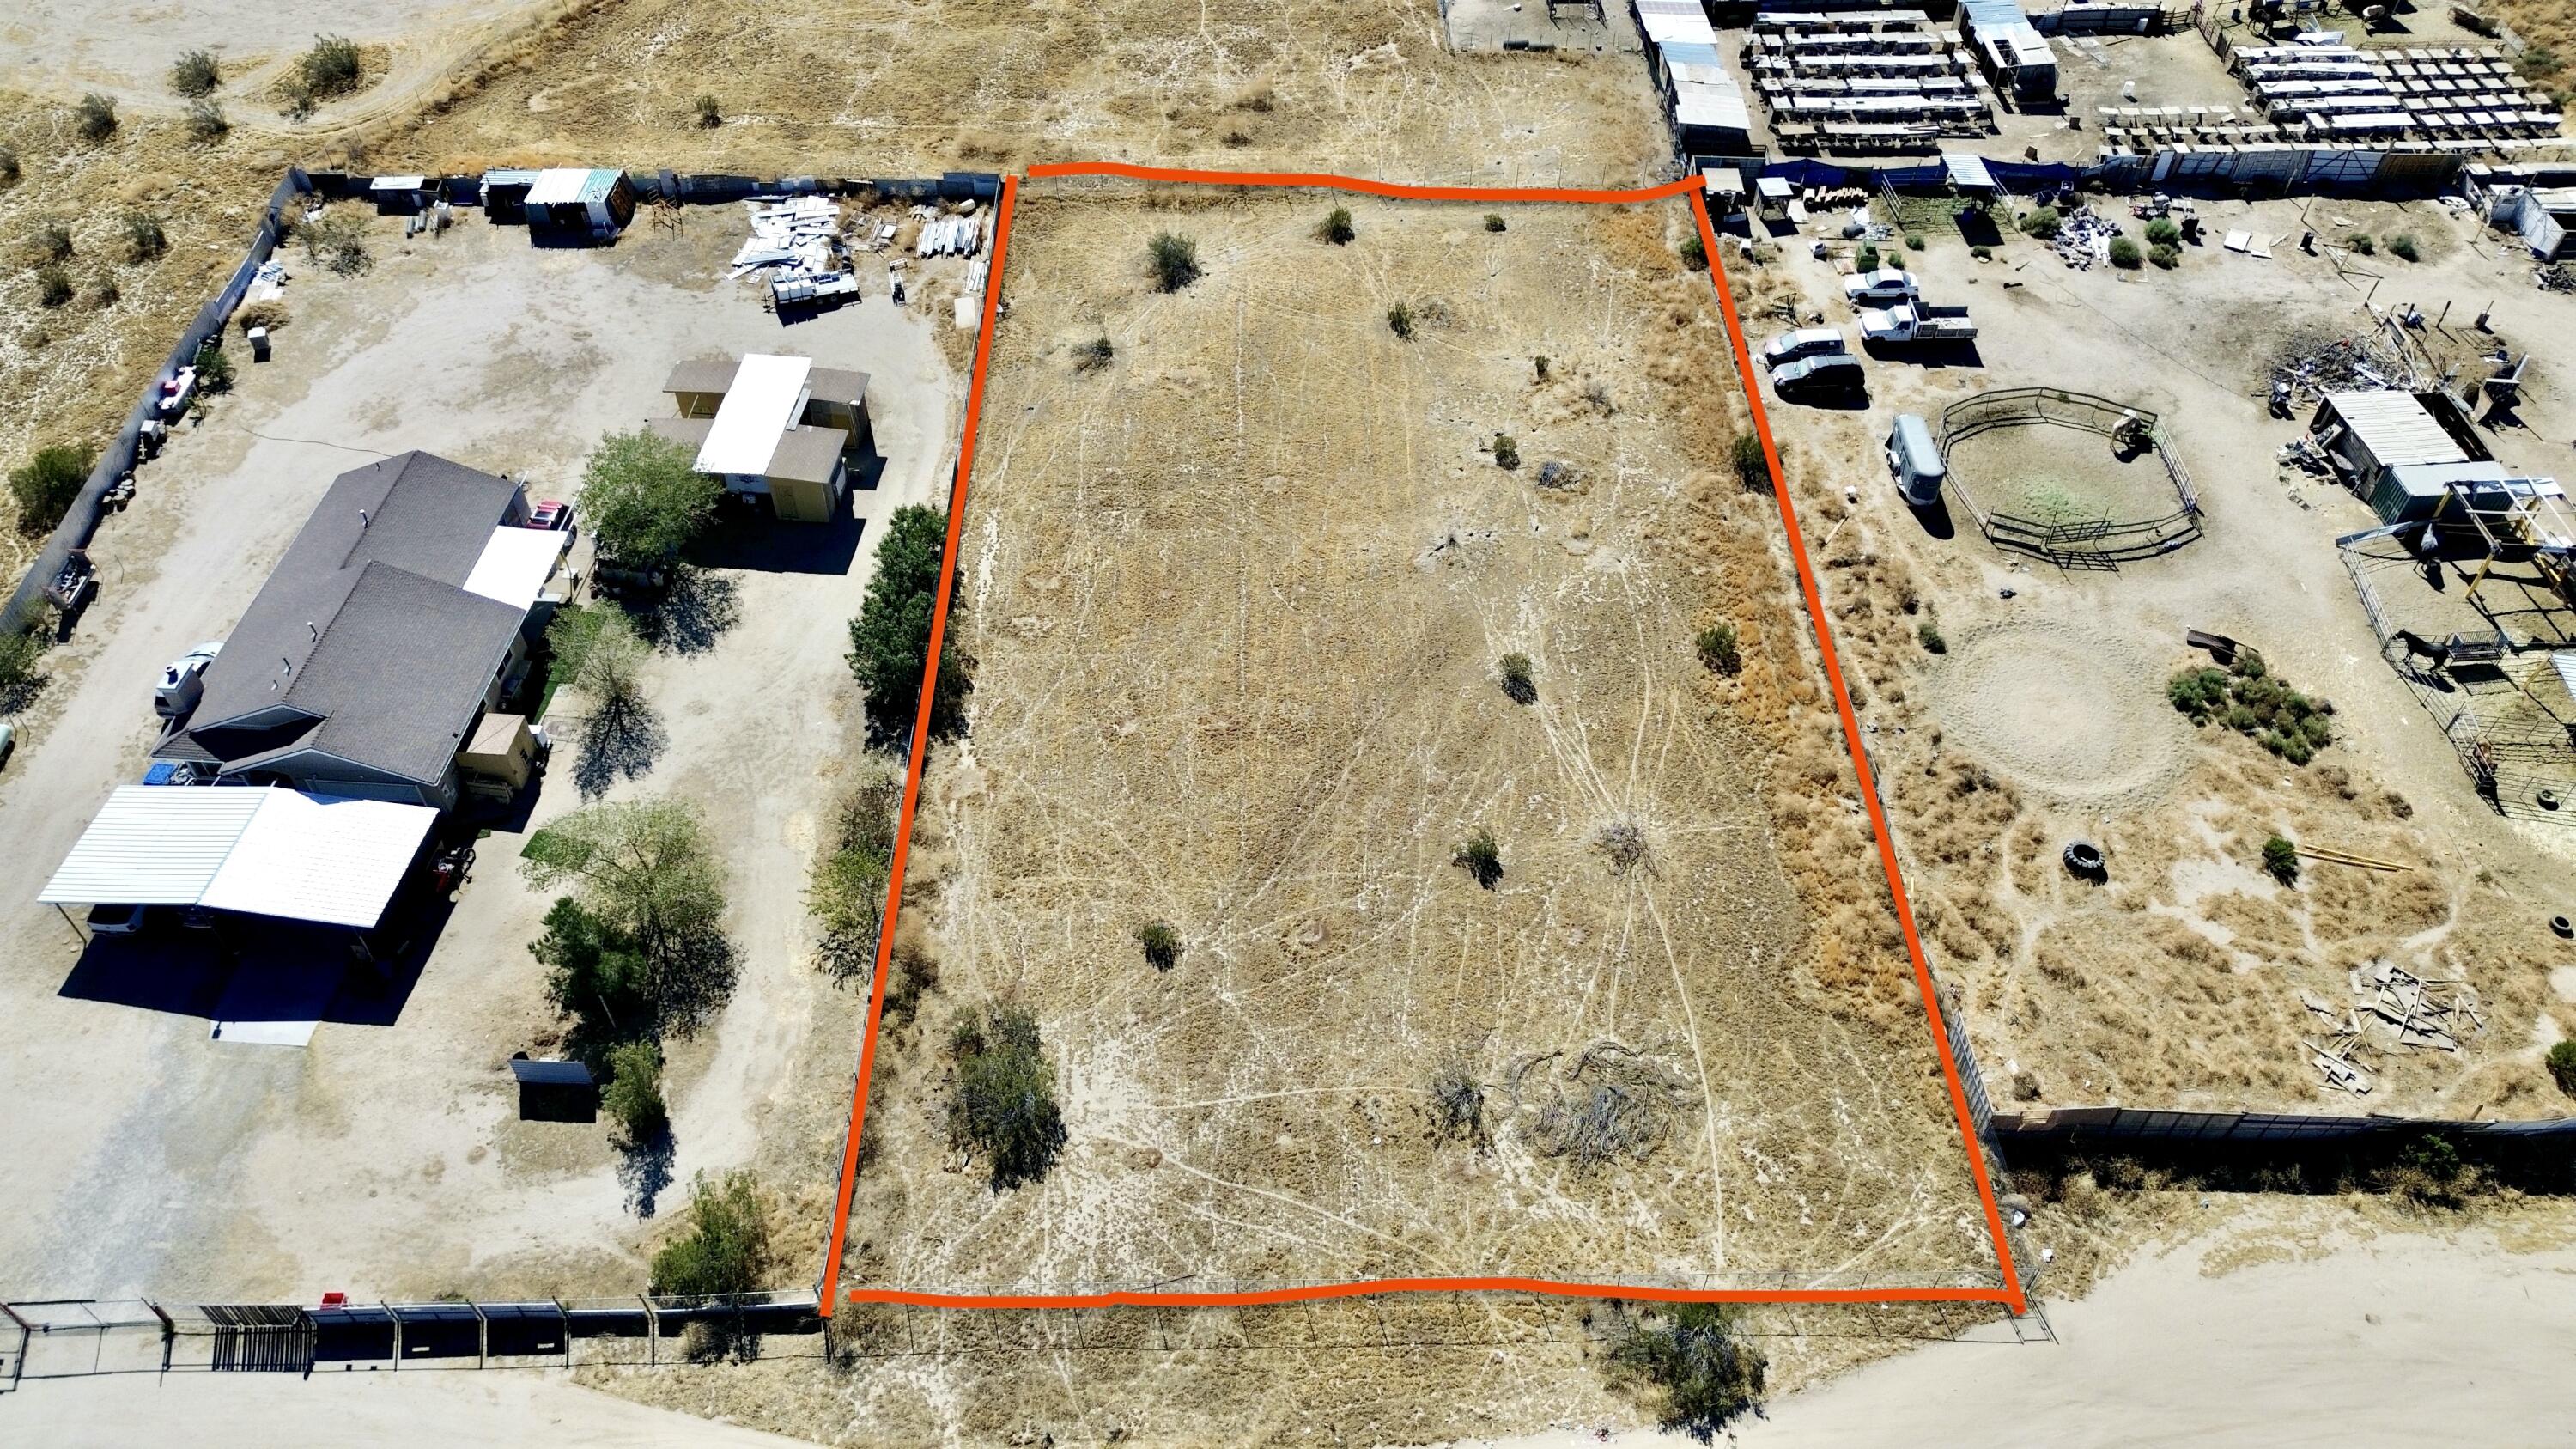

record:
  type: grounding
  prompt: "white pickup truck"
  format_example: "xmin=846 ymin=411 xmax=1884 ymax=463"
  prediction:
xmin=1858 ymin=301 xmax=1977 ymax=345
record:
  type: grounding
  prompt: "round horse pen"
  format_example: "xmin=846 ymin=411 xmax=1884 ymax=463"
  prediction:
xmin=1938 ymin=387 xmax=2203 ymax=567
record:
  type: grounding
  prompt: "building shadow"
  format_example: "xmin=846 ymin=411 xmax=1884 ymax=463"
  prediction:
xmin=1910 ymin=495 xmax=1960 ymax=540
xmin=683 ymin=507 xmax=867 ymax=577
xmin=55 ymin=892 xmax=448 ymax=1031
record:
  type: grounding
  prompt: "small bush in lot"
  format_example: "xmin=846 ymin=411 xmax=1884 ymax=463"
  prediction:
xmin=34 ymin=263 xmax=72 ymax=308
xmin=185 ymin=99 xmax=229 ymax=144
xmin=1971 ymin=245 xmax=1993 ymax=260
xmin=694 ymin=94 xmax=721 ymax=128
xmin=172 ymin=49 xmax=220 ymax=98
xmin=2549 ymin=1039 xmax=2576 ymax=1098
xmin=1696 ymin=622 xmax=1741 ymax=676
xmin=10 ymin=444 xmax=94 ymax=536
xmin=1536 ymin=460 xmax=1576 ymax=490
xmin=75 ymin=93 xmax=117 ymax=143
xmin=1430 ymin=1062 xmax=1485 ymax=1145
xmin=1492 ymin=432 xmax=1519 ymax=470
xmin=1387 ymin=301 xmax=1415 ymax=339
xmin=1498 ymin=651 xmax=1535 ymax=704
xmin=2150 ymin=242 xmax=2180 ymax=269
xmin=602 ymin=1038 xmax=668 ymax=1142
xmin=2383 ymin=1134 xmax=2477 ymax=1209
xmin=1484 ymin=213 xmax=1506 ymax=233
xmin=0 ymin=147 xmax=19 ymax=187
xmin=1679 ymin=234 xmax=1706 ymax=271
xmin=1134 ymin=921 xmax=1181 ymax=971
xmin=1606 ymin=1302 xmax=1768 ymax=1442
xmin=2349 ymin=233 xmax=2375 ymax=256
xmin=193 ymin=339 xmax=235 ymax=394
xmin=2144 ymin=218 xmax=2182 ymax=247
xmin=1147 ymin=231 xmax=1200 ymax=292
xmin=1731 ymin=433 xmax=1768 ymax=491
xmin=1454 ymin=827 xmax=1503 ymax=889
xmin=1532 ymin=354 xmax=1549 ymax=381
xmin=296 ymin=210 xmax=372 ymax=276
xmin=2262 ymin=834 xmax=2300 ymax=885
xmin=298 ymin=34 xmax=365 ymax=100
xmin=1855 ymin=242 xmax=1881 ymax=273
xmin=2108 ymin=236 xmax=2142 ymax=269
xmin=1917 ymin=619 xmax=1947 ymax=654
xmin=0 ymin=627 xmax=46 ymax=708
xmin=122 ymin=212 xmax=167 ymax=263
xmin=945 ymin=1004 xmax=1066 ymax=1190
xmin=1583 ymin=381 xmax=1613 ymax=415
xmin=2020 ymin=206 xmax=2061 ymax=239
xmin=2389 ymin=234 xmax=2419 ymax=262
xmin=1317 ymin=206 xmax=1354 ymax=245
xmin=90 ymin=275 xmax=119 ymax=309
xmin=651 ymin=1170 xmax=773 ymax=1296
xmin=31 ymin=220 xmax=72 ymax=264
xmin=1903 ymin=232 xmax=1925 ymax=251
xmin=1072 ymin=336 xmax=1114 ymax=372
xmin=2168 ymin=649 xmax=2333 ymax=764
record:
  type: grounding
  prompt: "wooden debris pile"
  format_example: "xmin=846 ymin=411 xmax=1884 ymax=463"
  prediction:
xmin=2299 ymin=961 xmax=2486 ymax=1096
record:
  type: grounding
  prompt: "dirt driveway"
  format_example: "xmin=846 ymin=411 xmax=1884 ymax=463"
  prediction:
xmin=0 ymin=209 xmax=960 ymax=1300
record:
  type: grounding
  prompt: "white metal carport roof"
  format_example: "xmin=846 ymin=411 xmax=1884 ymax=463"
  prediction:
xmin=2325 ymin=390 xmax=2470 ymax=469
xmin=40 ymin=786 xmax=438 ymax=928
xmin=461 ymin=525 xmax=569 ymax=612
xmin=694 ymin=353 xmax=811 ymax=477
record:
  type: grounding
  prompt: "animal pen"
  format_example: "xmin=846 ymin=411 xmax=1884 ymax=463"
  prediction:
xmin=1936 ymin=386 xmax=2203 ymax=566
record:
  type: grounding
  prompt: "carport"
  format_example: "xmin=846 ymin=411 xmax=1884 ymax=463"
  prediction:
xmin=39 ymin=786 xmax=439 ymax=932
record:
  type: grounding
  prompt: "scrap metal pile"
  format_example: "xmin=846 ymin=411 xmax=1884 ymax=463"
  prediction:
xmin=730 ymin=195 xmax=847 ymax=286
xmin=2268 ymin=331 xmax=2423 ymax=407
xmin=2044 ymin=202 xmax=2127 ymax=270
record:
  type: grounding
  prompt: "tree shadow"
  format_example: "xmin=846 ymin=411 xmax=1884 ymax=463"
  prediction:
xmin=572 ymin=697 xmax=667 ymax=799
xmin=617 ymin=1123 xmax=677 ymax=1219
xmin=656 ymin=925 xmax=743 ymax=1037
xmin=627 ymin=565 xmax=740 ymax=657
xmin=0 ymin=661 xmax=52 ymax=717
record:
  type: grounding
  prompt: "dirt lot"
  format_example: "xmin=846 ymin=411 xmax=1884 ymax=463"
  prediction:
xmin=1735 ymin=187 xmax=2576 ymax=1122
xmin=831 ymin=184 xmax=1999 ymax=1300
xmin=0 ymin=205 xmax=963 ymax=1300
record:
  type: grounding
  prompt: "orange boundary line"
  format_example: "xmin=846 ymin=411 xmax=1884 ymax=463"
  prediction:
xmin=818 ymin=166 xmax=2026 ymax=1318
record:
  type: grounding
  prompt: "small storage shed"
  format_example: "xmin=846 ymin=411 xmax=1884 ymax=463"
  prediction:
xmin=458 ymin=714 xmax=539 ymax=801
xmin=510 ymin=1056 xmax=598 ymax=1123
xmin=2311 ymin=390 xmax=2495 ymax=517
xmin=523 ymin=168 xmax=637 ymax=241
xmin=480 ymin=168 xmax=540 ymax=223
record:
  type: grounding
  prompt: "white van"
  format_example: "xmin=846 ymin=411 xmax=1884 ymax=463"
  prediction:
xmin=1886 ymin=413 xmax=1946 ymax=506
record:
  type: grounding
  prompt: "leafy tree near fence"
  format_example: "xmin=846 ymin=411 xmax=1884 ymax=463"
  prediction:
xmin=651 ymin=1170 xmax=774 ymax=1296
xmin=807 ymin=771 xmax=903 ymax=982
xmin=945 ymin=1004 xmax=1066 ymax=1190
xmin=846 ymin=503 xmax=970 ymax=740
xmin=9 ymin=444 xmax=93 ymax=535
xmin=523 ymin=797 xmax=737 ymax=1035
xmin=1606 ymin=1302 xmax=1769 ymax=1443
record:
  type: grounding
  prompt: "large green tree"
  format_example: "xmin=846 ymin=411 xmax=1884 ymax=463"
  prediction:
xmin=845 ymin=503 xmax=969 ymax=739
xmin=547 ymin=602 xmax=650 ymax=712
xmin=522 ymin=797 xmax=735 ymax=1032
xmin=582 ymin=429 xmax=720 ymax=563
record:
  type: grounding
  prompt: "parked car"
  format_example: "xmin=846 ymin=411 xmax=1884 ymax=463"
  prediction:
xmin=1770 ymin=352 xmax=1866 ymax=401
xmin=1841 ymin=267 xmax=1921 ymax=307
xmin=86 ymin=903 xmax=153 ymax=935
xmin=154 ymin=642 xmax=224 ymax=719
xmin=526 ymin=498 xmax=574 ymax=533
xmin=1761 ymin=326 xmax=1846 ymax=368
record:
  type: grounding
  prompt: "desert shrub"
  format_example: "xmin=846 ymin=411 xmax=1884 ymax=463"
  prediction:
xmin=2144 ymin=217 xmax=2182 ymax=247
xmin=2020 ymin=206 xmax=2061 ymax=239
xmin=1532 ymin=354 xmax=1549 ymax=381
xmin=2384 ymin=1134 xmax=2476 ymax=1208
xmin=172 ymin=50 xmax=220 ymax=97
xmin=185 ymin=99 xmax=229 ymax=144
xmin=2167 ymin=651 xmax=2332 ymax=764
xmin=193 ymin=338 xmax=234 ymax=394
xmin=33 ymin=263 xmax=72 ymax=308
xmin=1536 ymin=459 xmax=1576 ymax=490
xmin=9 ymin=444 xmax=93 ymax=534
xmin=2262 ymin=834 xmax=2300 ymax=885
xmin=1679 ymin=234 xmax=1706 ymax=270
xmin=1730 ymin=432 xmax=1768 ymax=491
xmin=298 ymin=34 xmax=365 ymax=100
xmin=1318 ymin=206 xmax=1354 ymax=245
xmin=122 ymin=212 xmax=167 ymax=264
xmin=883 ymin=941 xmax=939 ymax=1025
xmin=1904 ymin=232 xmax=1925 ymax=251
xmin=694 ymin=94 xmax=721 ymax=128
xmin=1696 ymin=622 xmax=1741 ymax=676
xmin=651 ymin=1170 xmax=773 ymax=1296
xmin=945 ymin=1004 xmax=1066 ymax=1190
xmin=1220 ymin=129 xmax=1252 ymax=148
xmin=1454 ymin=827 xmax=1502 ymax=889
xmin=1387 ymin=301 xmax=1415 ymax=339
xmin=90 ymin=275 xmax=119 ymax=308
xmin=1855 ymin=243 xmax=1881 ymax=273
xmin=1492 ymin=432 xmax=1520 ymax=470
xmin=602 ymin=1039 xmax=668 ymax=1142
xmin=2388 ymin=234 xmax=2419 ymax=262
xmin=2108 ymin=236 xmax=2142 ymax=269
xmin=2349 ymin=232 xmax=2375 ymax=255
xmin=1134 ymin=921 xmax=1180 ymax=971
xmin=30 ymin=221 xmax=72 ymax=264
xmin=1596 ymin=820 xmax=1648 ymax=874
xmin=1916 ymin=619 xmax=1946 ymax=654
xmin=295 ymin=209 xmax=371 ymax=276
xmin=1606 ymin=1302 xmax=1768 ymax=1443
xmin=2149 ymin=242 xmax=2180 ymax=270
xmin=1147 ymin=232 xmax=1200 ymax=292
xmin=1971 ymin=245 xmax=1993 ymax=260
xmin=2549 ymin=1040 xmax=2576 ymax=1098
xmin=1583 ymin=381 xmax=1613 ymax=415
xmin=808 ymin=772 xmax=902 ymax=983
xmin=1072 ymin=336 xmax=1114 ymax=372
xmin=1498 ymin=651 xmax=1535 ymax=704
xmin=0 ymin=147 xmax=18 ymax=187
xmin=1430 ymin=1062 xmax=1485 ymax=1145
xmin=1484 ymin=213 xmax=1507 ymax=233
xmin=75 ymin=93 xmax=117 ymax=143
xmin=845 ymin=503 xmax=970 ymax=740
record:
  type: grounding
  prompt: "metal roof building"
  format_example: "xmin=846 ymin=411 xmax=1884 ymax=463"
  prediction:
xmin=39 ymin=786 xmax=439 ymax=928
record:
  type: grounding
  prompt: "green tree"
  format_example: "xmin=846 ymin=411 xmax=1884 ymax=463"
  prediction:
xmin=1696 ymin=622 xmax=1741 ymax=676
xmin=548 ymin=602 xmax=651 ymax=713
xmin=1607 ymin=1302 xmax=1768 ymax=1443
xmin=2548 ymin=1040 xmax=2576 ymax=1099
xmin=602 ymin=1038 xmax=668 ymax=1142
xmin=1387 ymin=301 xmax=1416 ymax=339
xmin=529 ymin=896 xmax=653 ymax=1052
xmin=193 ymin=338 xmax=234 ymax=394
xmin=1731 ymin=433 xmax=1769 ymax=492
xmin=523 ymin=797 xmax=735 ymax=1032
xmin=2262 ymin=834 xmax=2300 ymax=886
xmin=1317 ymin=206 xmax=1354 ymax=244
xmin=2020 ymin=206 xmax=2062 ymax=239
xmin=580 ymin=428 xmax=719 ymax=564
xmin=298 ymin=34 xmax=364 ymax=99
xmin=1679 ymin=234 xmax=1706 ymax=271
xmin=1134 ymin=921 xmax=1181 ymax=970
xmin=845 ymin=503 xmax=969 ymax=739
xmin=2109 ymin=236 xmax=2142 ymax=269
xmin=1498 ymin=651 xmax=1535 ymax=704
xmin=9 ymin=444 xmax=93 ymax=534
xmin=1855 ymin=243 xmax=1881 ymax=273
xmin=807 ymin=772 xmax=902 ymax=983
xmin=651 ymin=1170 xmax=774 ymax=1296
xmin=945 ymin=1004 xmax=1066 ymax=1190
xmin=1455 ymin=827 xmax=1503 ymax=889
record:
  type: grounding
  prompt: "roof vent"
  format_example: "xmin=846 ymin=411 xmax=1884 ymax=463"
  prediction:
xmin=307 ymin=621 xmax=319 ymax=642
